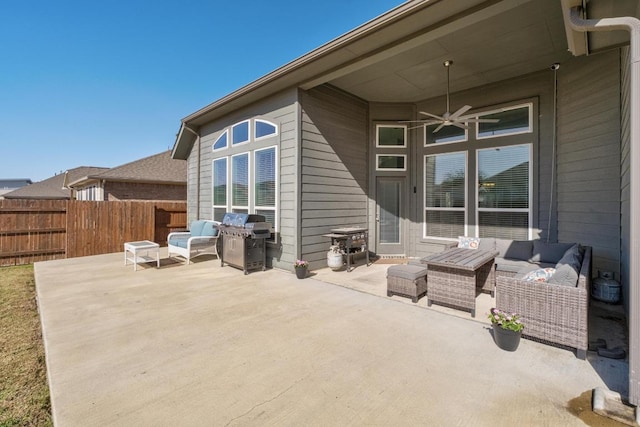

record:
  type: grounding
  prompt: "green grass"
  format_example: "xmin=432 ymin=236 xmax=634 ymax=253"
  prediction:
xmin=0 ymin=265 xmax=52 ymax=427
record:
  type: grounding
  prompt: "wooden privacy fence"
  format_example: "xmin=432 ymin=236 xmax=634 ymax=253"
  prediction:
xmin=0 ymin=199 xmax=187 ymax=266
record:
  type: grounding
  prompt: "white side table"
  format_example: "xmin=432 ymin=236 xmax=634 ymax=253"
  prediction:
xmin=124 ymin=240 xmax=160 ymax=271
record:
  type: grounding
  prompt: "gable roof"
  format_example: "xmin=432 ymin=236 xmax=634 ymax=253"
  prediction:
xmin=0 ymin=179 xmax=32 ymax=189
xmin=2 ymin=167 xmax=108 ymax=199
xmin=67 ymin=150 xmax=186 ymax=187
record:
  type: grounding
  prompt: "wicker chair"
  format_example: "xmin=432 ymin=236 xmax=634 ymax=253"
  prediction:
xmin=496 ymin=246 xmax=592 ymax=359
xmin=168 ymin=220 xmax=220 ymax=264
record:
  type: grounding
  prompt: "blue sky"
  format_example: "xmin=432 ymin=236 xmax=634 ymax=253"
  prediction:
xmin=0 ymin=0 xmax=402 ymax=181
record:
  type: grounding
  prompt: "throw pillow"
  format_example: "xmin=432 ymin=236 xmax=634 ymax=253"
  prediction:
xmin=522 ymin=267 xmax=556 ymax=282
xmin=548 ymin=244 xmax=582 ymax=287
xmin=458 ymin=236 xmax=480 ymax=249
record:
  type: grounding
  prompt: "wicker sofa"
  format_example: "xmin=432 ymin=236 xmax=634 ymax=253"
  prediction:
xmin=477 ymin=238 xmax=592 ymax=359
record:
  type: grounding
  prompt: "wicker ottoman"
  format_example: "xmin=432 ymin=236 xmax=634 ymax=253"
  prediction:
xmin=386 ymin=264 xmax=428 ymax=303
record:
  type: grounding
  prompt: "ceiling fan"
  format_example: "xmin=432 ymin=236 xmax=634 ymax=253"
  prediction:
xmin=401 ymin=60 xmax=499 ymax=133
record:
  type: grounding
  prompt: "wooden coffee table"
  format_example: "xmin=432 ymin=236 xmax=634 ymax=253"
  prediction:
xmin=421 ymin=247 xmax=499 ymax=317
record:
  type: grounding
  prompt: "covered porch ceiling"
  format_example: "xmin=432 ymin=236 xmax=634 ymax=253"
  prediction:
xmin=310 ymin=0 xmax=637 ymax=104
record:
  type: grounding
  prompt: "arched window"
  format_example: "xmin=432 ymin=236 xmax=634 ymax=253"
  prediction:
xmin=213 ymin=130 xmax=228 ymax=151
xmin=255 ymin=119 xmax=278 ymax=140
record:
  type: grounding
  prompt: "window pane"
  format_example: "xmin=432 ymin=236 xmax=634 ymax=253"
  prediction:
xmin=255 ymin=209 xmax=275 ymax=227
xmin=478 ymin=106 xmax=530 ymax=138
xmin=379 ymin=179 xmax=401 ymax=244
xmin=232 ymin=208 xmax=249 ymax=214
xmin=425 ymin=211 xmax=465 ymax=239
xmin=212 ymin=158 xmax=227 ymax=206
xmin=232 ymin=121 xmax=249 ymax=145
xmin=377 ymin=155 xmax=405 ymax=170
xmin=213 ymin=131 xmax=228 ymax=150
xmin=255 ymin=121 xmax=277 ymax=139
xmin=478 ymin=146 xmax=529 ymax=209
xmin=232 ymin=154 xmax=248 ymax=206
xmin=255 ymin=148 xmax=276 ymax=207
xmin=425 ymin=153 xmax=466 ymax=208
xmin=213 ymin=208 xmax=227 ymax=222
xmin=478 ymin=212 xmax=529 ymax=240
xmin=425 ymin=125 xmax=465 ymax=145
xmin=377 ymin=126 xmax=405 ymax=146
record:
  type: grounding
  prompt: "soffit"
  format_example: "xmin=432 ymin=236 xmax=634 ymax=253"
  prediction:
xmin=328 ymin=0 xmax=574 ymax=102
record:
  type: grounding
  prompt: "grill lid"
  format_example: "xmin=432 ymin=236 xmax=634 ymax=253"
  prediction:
xmin=221 ymin=213 xmax=266 ymax=227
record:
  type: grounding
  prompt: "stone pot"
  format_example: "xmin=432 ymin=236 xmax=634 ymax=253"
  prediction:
xmin=492 ymin=324 xmax=522 ymax=352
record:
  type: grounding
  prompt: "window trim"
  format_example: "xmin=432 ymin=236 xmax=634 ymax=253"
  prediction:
xmin=376 ymin=154 xmax=407 ymax=171
xmin=254 ymin=119 xmax=279 ymax=141
xmin=423 ymin=150 xmax=468 ymax=239
xmin=253 ymin=145 xmax=278 ymax=234
xmin=475 ymin=103 xmax=533 ymax=140
xmin=376 ymin=124 xmax=407 ymax=148
xmin=475 ymin=143 xmax=533 ymax=239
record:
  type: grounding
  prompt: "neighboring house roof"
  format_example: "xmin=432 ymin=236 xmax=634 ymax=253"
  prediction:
xmin=2 ymin=167 xmax=108 ymax=199
xmin=0 ymin=179 xmax=33 ymax=198
xmin=0 ymin=179 xmax=32 ymax=189
xmin=67 ymin=150 xmax=186 ymax=188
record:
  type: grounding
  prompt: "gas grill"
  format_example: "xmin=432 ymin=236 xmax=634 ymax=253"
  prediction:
xmin=323 ymin=227 xmax=370 ymax=272
xmin=219 ymin=213 xmax=272 ymax=274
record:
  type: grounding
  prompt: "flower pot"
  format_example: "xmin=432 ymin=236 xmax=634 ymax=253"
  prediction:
xmin=492 ymin=324 xmax=522 ymax=352
xmin=295 ymin=267 xmax=307 ymax=279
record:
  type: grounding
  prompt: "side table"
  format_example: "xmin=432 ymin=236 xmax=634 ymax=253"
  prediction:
xmin=124 ymin=240 xmax=160 ymax=271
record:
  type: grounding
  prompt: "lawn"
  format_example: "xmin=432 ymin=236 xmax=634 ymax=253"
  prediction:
xmin=0 ymin=265 xmax=51 ymax=426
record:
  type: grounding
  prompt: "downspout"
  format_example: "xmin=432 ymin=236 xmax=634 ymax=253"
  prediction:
xmin=183 ymin=124 xmax=201 ymax=220
xmin=566 ymin=6 xmax=640 ymax=406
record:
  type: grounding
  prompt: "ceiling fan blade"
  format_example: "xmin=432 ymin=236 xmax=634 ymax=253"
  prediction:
xmin=449 ymin=105 xmax=472 ymax=120
xmin=432 ymin=123 xmax=447 ymax=133
xmin=408 ymin=121 xmax=441 ymax=130
xmin=419 ymin=111 xmax=446 ymax=121
xmin=451 ymin=121 xmax=470 ymax=130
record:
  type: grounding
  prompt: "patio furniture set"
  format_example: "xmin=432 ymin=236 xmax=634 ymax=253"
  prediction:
xmin=386 ymin=237 xmax=592 ymax=358
xmin=124 ymin=219 xmax=220 ymax=271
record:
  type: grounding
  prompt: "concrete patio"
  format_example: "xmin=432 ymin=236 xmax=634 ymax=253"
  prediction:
xmin=35 ymin=250 xmax=629 ymax=426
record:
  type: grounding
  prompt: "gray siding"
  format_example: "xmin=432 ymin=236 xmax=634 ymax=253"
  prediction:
xmin=300 ymin=85 xmax=369 ymax=269
xmin=621 ymin=46 xmax=631 ymax=313
xmin=190 ymin=88 xmax=299 ymax=271
xmin=557 ymin=50 xmax=621 ymax=282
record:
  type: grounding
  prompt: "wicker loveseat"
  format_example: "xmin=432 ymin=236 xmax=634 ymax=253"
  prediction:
xmin=168 ymin=220 xmax=220 ymax=264
xmin=480 ymin=238 xmax=592 ymax=359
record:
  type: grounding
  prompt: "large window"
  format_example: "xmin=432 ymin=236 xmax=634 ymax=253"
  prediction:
xmin=211 ymin=118 xmax=279 ymax=238
xmin=477 ymin=145 xmax=531 ymax=239
xmin=424 ymin=152 xmax=467 ymax=239
xmin=422 ymin=101 xmax=533 ymax=240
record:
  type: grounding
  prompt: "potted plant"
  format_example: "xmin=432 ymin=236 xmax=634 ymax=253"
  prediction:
xmin=294 ymin=259 xmax=309 ymax=279
xmin=488 ymin=308 xmax=524 ymax=352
